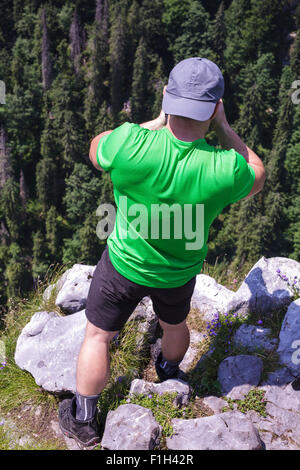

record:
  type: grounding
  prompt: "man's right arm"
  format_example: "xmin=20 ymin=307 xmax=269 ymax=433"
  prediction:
xmin=211 ymin=101 xmax=266 ymax=200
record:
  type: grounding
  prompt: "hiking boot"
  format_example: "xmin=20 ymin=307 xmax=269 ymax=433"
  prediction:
xmin=59 ymin=396 xmax=101 ymax=447
xmin=155 ymin=351 xmax=187 ymax=382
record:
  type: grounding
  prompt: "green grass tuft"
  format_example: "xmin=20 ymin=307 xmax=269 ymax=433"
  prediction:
xmin=222 ymin=388 xmax=267 ymax=417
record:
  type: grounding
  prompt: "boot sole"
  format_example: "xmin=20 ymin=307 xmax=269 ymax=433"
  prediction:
xmin=59 ymin=422 xmax=101 ymax=448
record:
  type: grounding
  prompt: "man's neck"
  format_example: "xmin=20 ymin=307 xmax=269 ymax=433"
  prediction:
xmin=166 ymin=115 xmax=209 ymax=142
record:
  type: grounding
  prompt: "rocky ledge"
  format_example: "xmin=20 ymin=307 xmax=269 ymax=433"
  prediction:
xmin=14 ymin=255 xmax=300 ymax=450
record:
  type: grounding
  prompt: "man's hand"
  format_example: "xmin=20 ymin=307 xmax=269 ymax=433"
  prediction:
xmin=157 ymin=109 xmax=168 ymax=127
xmin=209 ymin=99 xmax=266 ymax=200
xmin=210 ymin=99 xmax=229 ymax=132
xmin=139 ymin=109 xmax=167 ymax=130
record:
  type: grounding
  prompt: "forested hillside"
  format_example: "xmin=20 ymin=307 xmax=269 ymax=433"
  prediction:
xmin=0 ymin=0 xmax=299 ymax=307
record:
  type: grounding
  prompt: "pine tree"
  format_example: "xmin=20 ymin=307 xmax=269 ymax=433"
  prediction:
xmin=0 ymin=125 xmax=12 ymax=190
xmin=63 ymin=163 xmax=103 ymax=225
xmin=69 ymin=8 xmax=85 ymax=77
xmin=151 ymin=58 xmax=168 ymax=119
xmin=5 ymin=242 xmax=32 ymax=298
xmin=35 ymin=157 xmax=57 ymax=213
xmin=130 ymin=37 xmax=149 ymax=123
xmin=19 ymin=169 xmax=29 ymax=207
xmin=46 ymin=205 xmax=60 ymax=259
xmin=109 ymin=6 xmax=129 ymax=119
xmin=32 ymin=230 xmax=49 ymax=279
xmin=49 ymin=39 xmax=87 ymax=168
xmin=0 ymin=177 xmax=23 ymax=242
xmin=171 ymin=1 xmax=212 ymax=63
xmin=210 ymin=1 xmax=226 ymax=70
xmin=41 ymin=6 xmax=52 ymax=91
xmin=84 ymin=0 xmax=110 ymax=136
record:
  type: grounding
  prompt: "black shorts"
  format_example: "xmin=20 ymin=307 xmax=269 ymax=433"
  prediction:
xmin=85 ymin=245 xmax=196 ymax=332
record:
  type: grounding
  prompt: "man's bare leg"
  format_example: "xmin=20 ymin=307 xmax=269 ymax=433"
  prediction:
xmin=159 ymin=318 xmax=190 ymax=363
xmin=76 ymin=320 xmax=118 ymax=396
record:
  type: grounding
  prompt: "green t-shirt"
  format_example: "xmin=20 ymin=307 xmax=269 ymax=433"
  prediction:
xmin=96 ymin=122 xmax=255 ymax=288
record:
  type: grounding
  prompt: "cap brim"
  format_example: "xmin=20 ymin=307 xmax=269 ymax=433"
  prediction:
xmin=162 ymin=92 xmax=217 ymax=122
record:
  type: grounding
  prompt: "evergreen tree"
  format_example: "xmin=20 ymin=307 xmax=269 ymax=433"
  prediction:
xmin=45 ymin=205 xmax=59 ymax=258
xmin=151 ymin=57 xmax=168 ymax=119
xmin=36 ymin=157 xmax=58 ymax=212
xmin=41 ymin=6 xmax=52 ymax=91
xmin=84 ymin=0 xmax=110 ymax=136
xmin=63 ymin=163 xmax=103 ymax=225
xmin=130 ymin=37 xmax=149 ymax=123
xmin=109 ymin=6 xmax=129 ymax=119
xmin=0 ymin=125 xmax=12 ymax=190
xmin=5 ymin=242 xmax=32 ymax=299
xmin=0 ymin=177 xmax=23 ymax=242
xmin=19 ymin=169 xmax=29 ymax=207
xmin=210 ymin=1 xmax=226 ymax=70
xmin=171 ymin=1 xmax=212 ymax=64
xmin=69 ymin=8 xmax=85 ymax=77
xmin=32 ymin=230 xmax=49 ymax=279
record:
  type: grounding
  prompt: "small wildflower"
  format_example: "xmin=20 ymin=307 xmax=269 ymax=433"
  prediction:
xmin=276 ymin=269 xmax=280 ymax=273
xmin=148 ymin=394 xmax=152 ymax=399
xmin=0 ymin=419 xmax=5 ymax=426
xmin=257 ymin=320 xmax=263 ymax=325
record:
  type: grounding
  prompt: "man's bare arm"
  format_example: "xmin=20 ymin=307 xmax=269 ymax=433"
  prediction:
xmin=139 ymin=110 xmax=167 ymax=130
xmin=211 ymin=100 xmax=266 ymax=199
xmin=89 ymin=130 xmax=112 ymax=170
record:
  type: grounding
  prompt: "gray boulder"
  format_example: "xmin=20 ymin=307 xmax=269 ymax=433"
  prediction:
xmin=129 ymin=378 xmax=191 ymax=406
xmin=265 ymin=402 xmax=300 ymax=446
xmin=202 ymin=396 xmax=227 ymax=414
xmin=226 ymin=256 xmax=300 ymax=317
xmin=262 ymin=382 xmax=300 ymax=414
xmin=226 ymin=384 xmax=254 ymax=400
xmin=233 ymin=324 xmax=278 ymax=352
xmin=277 ymin=299 xmax=300 ymax=374
xmin=191 ymin=274 xmax=236 ymax=320
xmin=101 ymin=404 xmax=161 ymax=450
xmin=261 ymin=367 xmax=298 ymax=387
xmin=14 ymin=310 xmax=87 ymax=393
xmin=14 ymin=301 xmax=153 ymax=393
xmin=55 ymin=264 xmax=96 ymax=313
xmin=166 ymin=411 xmax=263 ymax=450
xmin=129 ymin=296 xmax=158 ymax=343
xmin=218 ymin=355 xmax=263 ymax=394
xmin=246 ymin=409 xmax=299 ymax=450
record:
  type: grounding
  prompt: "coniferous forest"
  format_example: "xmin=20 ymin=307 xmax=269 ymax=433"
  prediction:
xmin=0 ymin=0 xmax=299 ymax=308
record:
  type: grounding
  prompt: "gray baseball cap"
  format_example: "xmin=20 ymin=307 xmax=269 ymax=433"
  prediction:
xmin=162 ymin=57 xmax=224 ymax=121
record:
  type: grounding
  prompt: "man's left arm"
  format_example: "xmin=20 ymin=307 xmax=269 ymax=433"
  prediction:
xmin=89 ymin=111 xmax=167 ymax=170
xmin=89 ymin=130 xmax=113 ymax=171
